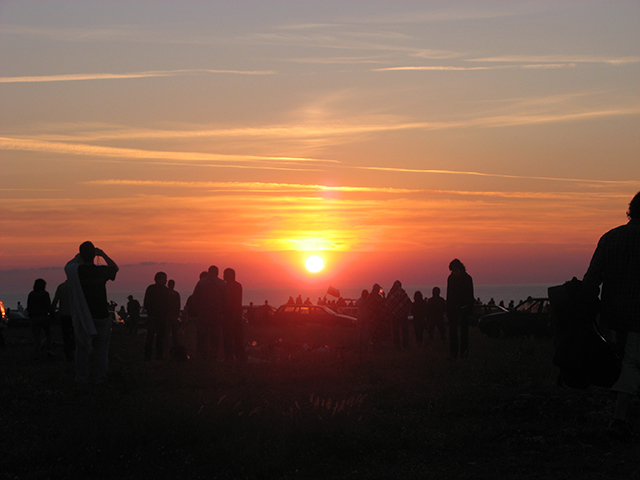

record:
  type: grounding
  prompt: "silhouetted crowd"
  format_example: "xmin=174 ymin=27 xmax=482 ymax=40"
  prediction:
xmin=3 ymin=191 xmax=639 ymax=444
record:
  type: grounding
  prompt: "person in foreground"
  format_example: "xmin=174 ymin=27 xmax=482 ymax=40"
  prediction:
xmin=583 ymin=191 xmax=640 ymax=442
xmin=65 ymin=241 xmax=118 ymax=384
xmin=446 ymin=259 xmax=474 ymax=360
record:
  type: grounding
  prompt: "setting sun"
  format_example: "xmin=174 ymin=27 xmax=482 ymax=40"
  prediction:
xmin=305 ymin=255 xmax=324 ymax=273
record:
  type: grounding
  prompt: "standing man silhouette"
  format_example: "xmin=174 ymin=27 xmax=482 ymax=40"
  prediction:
xmin=143 ymin=271 xmax=170 ymax=361
xmin=584 ymin=191 xmax=640 ymax=441
xmin=65 ymin=241 xmax=118 ymax=384
xmin=446 ymin=259 xmax=474 ymax=360
xmin=223 ymin=268 xmax=246 ymax=363
xmin=167 ymin=279 xmax=182 ymax=349
xmin=192 ymin=265 xmax=229 ymax=361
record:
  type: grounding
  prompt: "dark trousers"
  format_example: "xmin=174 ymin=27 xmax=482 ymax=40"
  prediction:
xmin=31 ymin=315 xmax=52 ymax=358
xmin=59 ymin=314 xmax=75 ymax=361
xmin=223 ymin=311 xmax=246 ymax=363
xmin=428 ymin=317 xmax=447 ymax=341
xmin=145 ymin=317 xmax=167 ymax=360
xmin=128 ymin=315 xmax=140 ymax=335
xmin=196 ymin=317 xmax=222 ymax=361
xmin=449 ymin=315 xmax=469 ymax=359
xmin=392 ymin=316 xmax=410 ymax=349
xmin=169 ymin=317 xmax=181 ymax=348
xmin=413 ymin=319 xmax=426 ymax=346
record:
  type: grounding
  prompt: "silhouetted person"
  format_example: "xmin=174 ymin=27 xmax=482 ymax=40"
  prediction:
xmin=52 ymin=280 xmax=75 ymax=361
xmin=223 ymin=268 xmax=246 ymax=363
xmin=427 ymin=286 xmax=447 ymax=342
xmin=185 ymin=271 xmax=207 ymax=322
xmin=366 ymin=283 xmax=385 ymax=347
xmin=446 ymin=259 xmax=474 ymax=359
xmin=304 ymin=297 xmax=312 ymax=305
xmin=386 ymin=280 xmax=412 ymax=349
xmin=260 ymin=300 xmax=271 ymax=323
xmin=296 ymin=294 xmax=303 ymax=305
xmin=584 ymin=191 xmax=640 ymax=441
xmin=247 ymin=302 xmax=256 ymax=325
xmin=144 ymin=271 xmax=170 ymax=361
xmin=356 ymin=289 xmax=371 ymax=351
xmin=192 ymin=265 xmax=229 ymax=361
xmin=126 ymin=295 xmax=141 ymax=334
xmin=287 ymin=296 xmax=295 ymax=305
xmin=65 ymin=241 xmax=118 ymax=384
xmin=508 ymin=300 xmax=515 ymax=310
xmin=411 ymin=291 xmax=428 ymax=347
xmin=167 ymin=279 xmax=182 ymax=348
xmin=17 ymin=301 xmax=24 ymax=313
xmin=27 ymin=278 xmax=52 ymax=359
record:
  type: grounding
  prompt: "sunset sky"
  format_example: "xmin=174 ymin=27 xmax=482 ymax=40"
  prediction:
xmin=1 ymin=1 xmax=639 ymax=295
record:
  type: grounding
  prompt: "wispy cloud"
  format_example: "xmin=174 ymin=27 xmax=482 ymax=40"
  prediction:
xmin=355 ymin=166 xmax=640 ymax=187
xmin=85 ymin=179 xmax=417 ymax=194
xmin=469 ymin=54 xmax=640 ymax=65
xmin=411 ymin=49 xmax=465 ymax=60
xmin=280 ymin=56 xmax=386 ymax=65
xmin=373 ymin=63 xmax=577 ymax=72
xmin=8 ymin=95 xmax=638 ymax=150
xmin=351 ymin=8 xmax=527 ymax=25
xmin=84 ymin=179 xmax=640 ymax=197
xmin=0 ymin=68 xmax=274 ymax=84
xmin=0 ymin=137 xmax=335 ymax=169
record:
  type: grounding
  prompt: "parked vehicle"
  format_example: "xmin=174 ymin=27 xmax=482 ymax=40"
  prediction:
xmin=271 ymin=304 xmax=356 ymax=327
xmin=337 ymin=305 xmax=359 ymax=318
xmin=470 ymin=303 xmax=509 ymax=326
xmin=478 ymin=297 xmax=551 ymax=338
xmin=6 ymin=310 xmax=30 ymax=328
xmin=242 ymin=304 xmax=276 ymax=324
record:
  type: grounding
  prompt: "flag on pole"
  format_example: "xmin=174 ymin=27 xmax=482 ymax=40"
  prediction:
xmin=327 ymin=286 xmax=340 ymax=297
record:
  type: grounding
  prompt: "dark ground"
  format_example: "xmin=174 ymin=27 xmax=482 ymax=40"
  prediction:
xmin=1 ymin=320 xmax=639 ymax=479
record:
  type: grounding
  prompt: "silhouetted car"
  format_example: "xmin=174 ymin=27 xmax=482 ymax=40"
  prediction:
xmin=470 ymin=303 xmax=509 ymax=326
xmin=7 ymin=310 xmax=30 ymax=328
xmin=242 ymin=304 xmax=276 ymax=324
xmin=272 ymin=304 xmax=356 ymax=327
xmin=478 ymin=297 xmax=551 ymax=338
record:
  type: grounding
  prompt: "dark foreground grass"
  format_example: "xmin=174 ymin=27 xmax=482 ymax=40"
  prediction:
xmin=2 ymin=322 xmax=639 ymax=480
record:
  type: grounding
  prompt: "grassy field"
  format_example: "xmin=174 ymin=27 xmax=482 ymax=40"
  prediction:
xmin=1 ymin=320 xmax=638 ymax=480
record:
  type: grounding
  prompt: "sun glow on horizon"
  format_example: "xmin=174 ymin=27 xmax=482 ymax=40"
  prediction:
xmin=305 ymin=255 xmax=324 ymax=273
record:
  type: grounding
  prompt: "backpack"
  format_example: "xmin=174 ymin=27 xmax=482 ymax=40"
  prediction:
xmin=548 ymin=277 xmax=621 ymax=389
